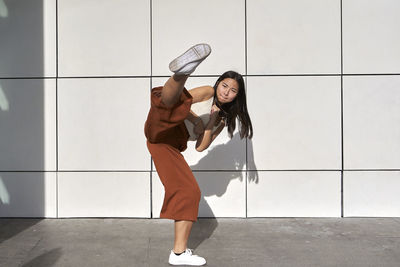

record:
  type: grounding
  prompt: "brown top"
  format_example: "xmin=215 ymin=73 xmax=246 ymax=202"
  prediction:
xmin=144 ymin=86 xmax=193 ymax=152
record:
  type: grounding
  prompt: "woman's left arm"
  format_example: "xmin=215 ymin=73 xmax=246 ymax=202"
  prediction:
xmin=195 ymin=106 xmax=225 ymax=152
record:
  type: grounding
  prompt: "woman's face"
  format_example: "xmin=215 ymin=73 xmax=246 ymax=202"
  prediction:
xmin=216 ymin=78 xmax=239 ymax=104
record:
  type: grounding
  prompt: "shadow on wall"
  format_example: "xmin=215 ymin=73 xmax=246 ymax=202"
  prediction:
xmin=0 ymin=0 xmax=46 ymax=242
xmin=188 ymin=132 xmax=259 ymax=250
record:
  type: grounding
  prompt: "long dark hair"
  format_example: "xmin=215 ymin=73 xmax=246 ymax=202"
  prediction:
xmin=213 ymin=71 xmax=253 ymax=139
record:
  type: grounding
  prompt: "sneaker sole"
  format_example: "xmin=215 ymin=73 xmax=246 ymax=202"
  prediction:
xmin=169 ymin=261 xmax=206 ymax=266
xmin=169 ymin=43 xmax=211 ymax=73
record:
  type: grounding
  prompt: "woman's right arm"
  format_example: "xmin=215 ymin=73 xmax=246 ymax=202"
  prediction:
xmin=186 ymin=110 xmax=205 ymax=137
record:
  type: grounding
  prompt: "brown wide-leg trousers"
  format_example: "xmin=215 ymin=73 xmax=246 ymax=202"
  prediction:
xmin=144 ymin=86 xmax=201 ymax=222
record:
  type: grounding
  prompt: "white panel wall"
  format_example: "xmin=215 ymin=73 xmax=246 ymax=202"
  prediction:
xmin=1 ymin=0 xmax=399 ymax=218
xmin=58 ymin=172 xmax=150 ymax=217
xmin=343 ymin=0 xmax=400 ymax=73
xmin=152 ymin=0 xmax=245 ymax=76
xmin=0 ymin=0 xmax=56 ymax=77
xmin=0 ymin=172 xmax=56 ymax=217
xmin=247 ymin=0 xmax=341 ymax=74
xmin=344 ymin=171 xmax=400 ymax=217
xmin=339 ymin=0 xmax=400 ymax=217
xmin=246 ymin=76 xmax=342 ymax=170
xmin=58 ymin=0 xmax=150 ymax=76
xmin=247 ymin=171 xmax=341 ymax=217
xmin=0 ymin=79 xmax=56 ymax=171
xmin=343 ymin=76 xmax=400 ymax=169
xmin=58 ymin=78 xmax=150 ymax=171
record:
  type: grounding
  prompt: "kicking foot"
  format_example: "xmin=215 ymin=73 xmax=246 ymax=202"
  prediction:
xmin=169 ymin=43 xmax=211 ymax=75
xmin=168 ymin=248 xmax=206 ymax=266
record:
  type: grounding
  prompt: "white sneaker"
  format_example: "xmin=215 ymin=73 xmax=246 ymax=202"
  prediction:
xmin=169 ymin=43 xmax=211 ymax=75
xmin=168 ymin=248 xmax=206 ymax=266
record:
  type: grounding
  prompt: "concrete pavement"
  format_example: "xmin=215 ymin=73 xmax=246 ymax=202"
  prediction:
xmin=1 ymin=218 xmax=400 ymax=267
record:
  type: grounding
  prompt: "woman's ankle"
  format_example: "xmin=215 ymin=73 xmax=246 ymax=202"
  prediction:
xmin=172 ymin=73 xmax=189 ymax=82
xmin=173 ymin=247 xmax=186 ymax=254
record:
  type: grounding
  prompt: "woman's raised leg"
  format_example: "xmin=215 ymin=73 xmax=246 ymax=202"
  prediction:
xmin=161 ymin=74 xmax=189 ymax=108
xmin=161 ymin=43 xmax=211 ymax=108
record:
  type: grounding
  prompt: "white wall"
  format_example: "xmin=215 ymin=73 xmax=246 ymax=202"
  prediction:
xmin=0 ymin=0 xmax=399 ymax=218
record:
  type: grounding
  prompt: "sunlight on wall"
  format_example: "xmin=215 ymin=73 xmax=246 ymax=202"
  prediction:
xmin=0 ymin=0 xmax=8 ymax=17
xmin=0 ymin=177 xmax=10 ymax=204
xmin=0 ymin=84 xmax=9 ymax=110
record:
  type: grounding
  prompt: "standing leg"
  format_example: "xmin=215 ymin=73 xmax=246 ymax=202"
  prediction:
xmin=161 ymin=74 xmax=189 ymax=108
xmin=173 ymin=220 xmax=193 ymax=253
xmin=146 ymin=143 xmax=201 ymax=258
xmin=169 ymin=220 xmax=206 ymax=265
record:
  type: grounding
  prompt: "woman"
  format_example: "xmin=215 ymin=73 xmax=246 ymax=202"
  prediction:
xmin=144 ymin=43 xmax=253 ymax=266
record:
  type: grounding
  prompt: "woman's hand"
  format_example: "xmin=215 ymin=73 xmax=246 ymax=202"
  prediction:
xmin=208 ymin=104 xmax=221 ymax=126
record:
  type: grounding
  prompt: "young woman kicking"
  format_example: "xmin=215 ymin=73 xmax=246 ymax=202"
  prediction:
xmin=144 ymin=43 xmax=253 ymax=266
